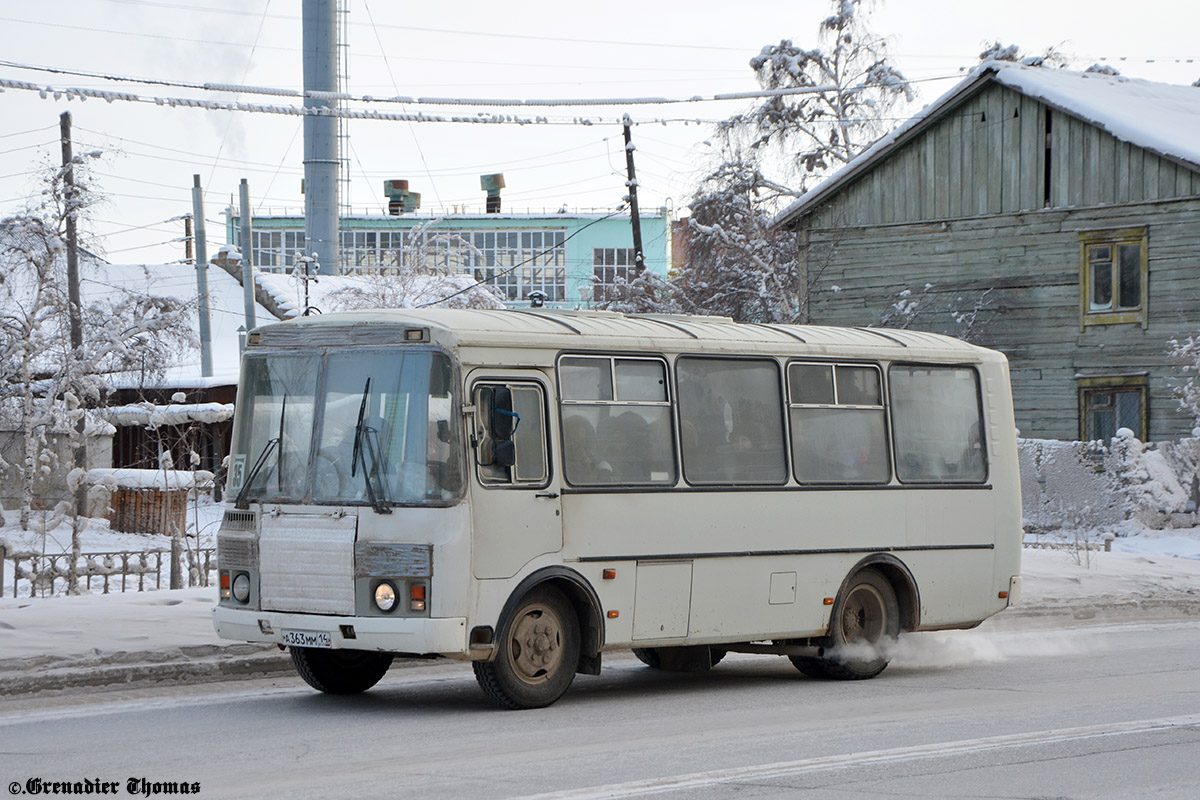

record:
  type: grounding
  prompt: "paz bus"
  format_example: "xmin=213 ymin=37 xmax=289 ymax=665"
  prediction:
xmin=212 ymin=308 xmax=1023 ymax=709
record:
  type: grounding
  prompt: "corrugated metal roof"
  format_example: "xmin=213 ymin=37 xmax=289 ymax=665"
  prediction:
xmin=259 ymin=308 xmax=992 ymax=360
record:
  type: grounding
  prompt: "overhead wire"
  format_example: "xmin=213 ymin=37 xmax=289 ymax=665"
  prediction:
xmin=416 ymin=204 xmax=628 ymax=308
xmin=363 ymin=0 xmax=443 ymax=209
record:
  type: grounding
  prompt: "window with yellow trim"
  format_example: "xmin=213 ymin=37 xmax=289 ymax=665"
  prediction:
xmin=1079 ymin=228 xmax=1148 ymax=328
xmin=1078 ymin=375 xmax=1147 ymax=441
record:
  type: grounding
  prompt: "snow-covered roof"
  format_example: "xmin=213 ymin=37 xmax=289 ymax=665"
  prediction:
xmin=774 ymin=61 xmax=1200 ymax=229
xmin=84 ymin=260 xmax=275 ymax=390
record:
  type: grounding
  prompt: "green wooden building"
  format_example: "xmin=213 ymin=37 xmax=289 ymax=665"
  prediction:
xmin=774 ymin=62 xmax=1200 ymax=442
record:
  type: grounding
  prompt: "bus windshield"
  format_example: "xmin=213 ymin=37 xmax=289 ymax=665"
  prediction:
xmin=229 ymin=349 xmax=463 ymax=507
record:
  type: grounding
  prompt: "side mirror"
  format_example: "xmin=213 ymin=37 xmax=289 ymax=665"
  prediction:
xmin=476 ymin=385 xmax=518 ymax=468
xmin=493 ymin=439 xmax=516 ymax=468
xmin=488 ymin=386 xmax=515 ymax=440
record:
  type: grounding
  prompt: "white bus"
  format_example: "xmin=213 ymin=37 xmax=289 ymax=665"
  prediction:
xmin=212 ymin=308 xmax=1022 ymax=709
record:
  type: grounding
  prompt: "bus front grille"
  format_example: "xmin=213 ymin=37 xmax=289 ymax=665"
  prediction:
xmin=259 ymin=513 xmax=356 ymax=615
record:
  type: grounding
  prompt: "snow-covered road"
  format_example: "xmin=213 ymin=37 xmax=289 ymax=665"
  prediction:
xmin=1 ymin=619 xmax=1198 ymax=799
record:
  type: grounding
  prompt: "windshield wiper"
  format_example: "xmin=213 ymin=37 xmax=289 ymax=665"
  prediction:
xmin=234 ymin=395 xmax=287 ymax=510
xmin=351 ymin=378 xmax=392 ymax=514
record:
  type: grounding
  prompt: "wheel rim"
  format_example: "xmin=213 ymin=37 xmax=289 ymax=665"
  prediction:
xmin=841 ymin=583 xmax=887 ymax=644
xmin=507 ymin=602 xmax=565 ymax=685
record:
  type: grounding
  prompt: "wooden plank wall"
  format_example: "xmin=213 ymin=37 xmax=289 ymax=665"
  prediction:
xmin=811 ymin=83 xmax=1200 ymax=229
xmin=804 ymin=200 xmax=1200 ymax=441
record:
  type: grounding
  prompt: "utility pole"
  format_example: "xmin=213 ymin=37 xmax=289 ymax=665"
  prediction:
xmin=190 ymin=176 xmax=214 ymax=377
xmin=59 ymin=110 xmax=85 ymax=595
xmin=239 ymin=178 xmax=256 ymax=335
xmin=59 ymin=113 xmax=84 ymax=370
xmin=622 ymin=114 xmax=645 ymax=273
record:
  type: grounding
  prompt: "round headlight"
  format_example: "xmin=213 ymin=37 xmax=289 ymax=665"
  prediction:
xmin=374 ymin=581 xmax=398 ymax=612
xmin=232 ymin=572 xmax=251 ymax=604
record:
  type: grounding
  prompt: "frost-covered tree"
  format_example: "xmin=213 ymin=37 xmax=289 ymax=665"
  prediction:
xmin=977 ymin=41 xmax=1070 ymax=69
xmin=1 ymin=157 xmax=191 ymax=589
xmin=1168 ymin=334 xmax=1200 ymax=436
xmin=324 ymin=221 xmax=505 ymax=311
xmin=680 ymin=0 xmax=912 ymax=323
xmin=591 ymin=269 xmax=683 ymax=315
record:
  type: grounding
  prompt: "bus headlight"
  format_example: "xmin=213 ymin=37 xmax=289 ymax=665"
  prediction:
xmin=373 ymin=581 xmax=398 ymax=613
xmin=232 ymin=573 xmax=251 ymax=604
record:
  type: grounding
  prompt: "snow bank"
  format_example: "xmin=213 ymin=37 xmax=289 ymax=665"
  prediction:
xmin=1019 ymin=435 xmax=1200 ymax=532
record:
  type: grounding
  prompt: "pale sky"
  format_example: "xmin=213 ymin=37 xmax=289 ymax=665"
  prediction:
xmin=1 ymin=0 xmax=1198 ymax=266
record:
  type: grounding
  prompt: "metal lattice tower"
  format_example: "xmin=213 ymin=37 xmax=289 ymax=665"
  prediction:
xmin=337 ymin=0 xmax=351 ymax=222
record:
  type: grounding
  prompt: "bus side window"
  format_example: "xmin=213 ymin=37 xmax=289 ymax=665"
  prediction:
xmin=676 ymin=357 xmax=787 ymax=485
xmin=475 ymin=383 xmax=549 ymax=486
xmin=558 ymin=355 xmax=676 ymax=487
xmin=788 ymin=363 xmax=890 ymax=485
xmin=889 ymin=365 xmax=987 ymax=483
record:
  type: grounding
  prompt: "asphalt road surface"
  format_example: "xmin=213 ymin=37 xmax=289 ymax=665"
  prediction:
xmin=2 ymin=619 xmax=1198 ymax=799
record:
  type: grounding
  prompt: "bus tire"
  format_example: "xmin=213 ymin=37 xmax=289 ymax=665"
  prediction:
xmin=631 ymin=646 xmax=724 ymax=672
xmin=790 ymin=567 xmax=899 ymax=681
xmin=631 ymin=647 xmax=662 ymax=668
xmin=290 ymin=647 xmax=394 ymax=694
xmin=473 ymin=586 xmax=580 ymax=709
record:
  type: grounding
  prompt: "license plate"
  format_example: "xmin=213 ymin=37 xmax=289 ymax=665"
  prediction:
xmin=281 ymin=629 xmax=333 ymax=648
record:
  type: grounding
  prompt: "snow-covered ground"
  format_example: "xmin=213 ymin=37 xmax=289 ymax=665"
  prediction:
xmin=0 ymin=525 xmax=1196 ymax=673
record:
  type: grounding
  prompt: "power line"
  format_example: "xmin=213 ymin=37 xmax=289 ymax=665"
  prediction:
xmin=206 ymin=0 xmax=274 ymax=194
xmin=99 ymin=0 xmax=759 ymax=53
xmin=417 ymin=205 xmax=628 ymax=308
xmin=0 ymin=124 xmax=57 ymax=139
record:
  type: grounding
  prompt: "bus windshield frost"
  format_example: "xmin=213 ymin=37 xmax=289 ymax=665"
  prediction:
xmin=229 ymin=348 xmax=463 ymax=509
xmin=213 ymin=310 xmax=1023 ymax=710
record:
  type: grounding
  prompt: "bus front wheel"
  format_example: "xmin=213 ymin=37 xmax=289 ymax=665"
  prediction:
xmin=790 ymin=567 xmax=899 ymax=680
xmin=290 ymin=647 xmax=394 ymax=694
xmin=473 ymin=586 xmax=581 ymax=709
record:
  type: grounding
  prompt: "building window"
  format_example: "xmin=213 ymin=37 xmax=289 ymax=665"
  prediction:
xmin=1079 ymin=227 xmax=1148 ymax=329
xmin=592 ymin=248 xmax=639 ymax=303
xmin=251 ymin=230 xmax=305 ymax=272
xmin=1078 ymin=375 xmax=1148 ymax=441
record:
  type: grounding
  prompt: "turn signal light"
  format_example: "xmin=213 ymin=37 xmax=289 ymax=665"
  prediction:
xmin=607 ymin=610 xmax=619 ymax=619
xmin=602 ymin=569 xmax=616 ymax=580
xmin=998 ymin=590 xmax=1009 ymax=599
xmin=823 ymin=598 xmax=834 ymax=605
xmin=410 ymin=584 xmax=426 ymax=601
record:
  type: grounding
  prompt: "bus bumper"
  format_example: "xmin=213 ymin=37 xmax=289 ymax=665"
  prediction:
xmin=212 ymin=605 xmax=468 ymax=656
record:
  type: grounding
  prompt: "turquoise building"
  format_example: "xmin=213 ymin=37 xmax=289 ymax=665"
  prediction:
xmin=226 ymin=209 xmax=672 ymax=308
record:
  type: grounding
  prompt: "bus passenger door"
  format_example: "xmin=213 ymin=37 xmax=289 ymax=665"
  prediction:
xmin=468 ymin=374 xmax=563 ymax=580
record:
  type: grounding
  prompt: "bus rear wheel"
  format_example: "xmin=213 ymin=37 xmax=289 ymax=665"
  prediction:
xmin=290 ymin=647 xmax=394 ymax=694
xmin=473 ymin=586 xmax=580 ymax=709
xmin=790 ymin=568 xmax=899 ymax=680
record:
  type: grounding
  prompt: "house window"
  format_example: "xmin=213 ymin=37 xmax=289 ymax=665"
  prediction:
xmin=1078 ymin=376 xmax=1147 ymax=441
xmin=1079 ymin=228 xmax=1148 ymax=329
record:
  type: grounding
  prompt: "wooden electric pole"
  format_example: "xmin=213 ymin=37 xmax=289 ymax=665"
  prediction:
xmin=59 ymin=110 xmax=85 ymax=595
xmin=59 ymin=112 xmax=84 ymax=360
xmin=622 ymin=115 xmax=645 ymax=273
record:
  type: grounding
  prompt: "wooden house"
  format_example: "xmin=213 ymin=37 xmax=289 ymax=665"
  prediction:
xmin=773 ymin=62 xmax=1200 ymax=442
